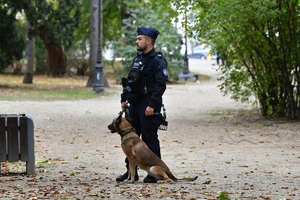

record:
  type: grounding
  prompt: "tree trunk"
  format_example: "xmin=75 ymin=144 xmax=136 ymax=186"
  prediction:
xmin=87 ymin=0 xmax=98 ymax=87
xmin=37 ymin=27 xmax=67 ymax=77
xmin=45 ymin=43 xmax=67 ymax=77
xmin=23 ymin=21 xmax=35 ymax=84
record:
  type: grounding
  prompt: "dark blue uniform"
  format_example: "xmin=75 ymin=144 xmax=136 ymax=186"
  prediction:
xmin=121 ymin=48 xmax=168 ymax=159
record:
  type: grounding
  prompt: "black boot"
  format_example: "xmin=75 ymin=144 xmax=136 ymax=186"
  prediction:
xmin=143 ymin=174 xmax=157 ymax=183
xmin=116 ymin=171 xmax=129 ymax=182
xmin=116 ymin=164 xmax=139 ymax=182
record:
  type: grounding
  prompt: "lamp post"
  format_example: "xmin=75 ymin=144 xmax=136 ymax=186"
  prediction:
xmin=183 ymin=10 xmax=189 ymax=74
xmin=93 ymin=0 xmax=105 ymax=94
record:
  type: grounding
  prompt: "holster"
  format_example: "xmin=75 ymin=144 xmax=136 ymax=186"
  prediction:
xmin=127 ymin=92 xmax=139 ymax=104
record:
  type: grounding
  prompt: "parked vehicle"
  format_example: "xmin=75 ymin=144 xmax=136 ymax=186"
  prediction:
xmin=187 ymin=45 xmax=216 ymax=60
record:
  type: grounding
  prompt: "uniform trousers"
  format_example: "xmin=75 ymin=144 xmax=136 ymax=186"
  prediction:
xmin=124 ymin=98 xmax=162 ymax=164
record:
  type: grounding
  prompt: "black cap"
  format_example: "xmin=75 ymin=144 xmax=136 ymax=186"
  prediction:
xmin=137 ymin=27 xmax=160 ymax=40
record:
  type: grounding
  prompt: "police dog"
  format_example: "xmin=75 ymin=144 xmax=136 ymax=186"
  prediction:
xmin=108 ymin=114 xmax=198 ymax=183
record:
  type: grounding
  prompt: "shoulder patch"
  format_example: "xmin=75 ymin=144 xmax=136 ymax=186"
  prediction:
xmin=157 ymin=54 xmax=163 ymax=58
xmin=163 ymin=69 xmax=168 ymax=77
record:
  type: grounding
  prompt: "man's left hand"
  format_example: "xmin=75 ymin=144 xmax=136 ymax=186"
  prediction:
xmin=145 ymin=106 xmax=154 ymax=116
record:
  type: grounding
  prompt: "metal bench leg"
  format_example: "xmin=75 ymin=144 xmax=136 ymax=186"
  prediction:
xmin=26 ymin=114 xmax=35 ymax=175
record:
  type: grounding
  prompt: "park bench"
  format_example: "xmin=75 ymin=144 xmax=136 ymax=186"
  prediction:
xmin=0 ymin=114 xmax=35 ymax=174
xmin=178 ymin=72 xmax=200 ymax=82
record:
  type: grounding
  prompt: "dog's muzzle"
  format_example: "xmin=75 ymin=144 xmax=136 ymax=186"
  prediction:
xmin=108 ymin=108 xmax=127 ymax=133
xmin=107 ymin=121 xmax=116 ymax=133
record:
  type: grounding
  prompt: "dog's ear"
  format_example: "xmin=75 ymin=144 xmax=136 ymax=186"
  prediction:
xmin=115 ymin=114 xmax=122 ymax=125
xmin=117 ymin=114 xmax=122 ymax=120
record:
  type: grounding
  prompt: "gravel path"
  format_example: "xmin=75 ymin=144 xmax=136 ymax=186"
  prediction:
xmin=0 ymin=60 xmax=300 ymax=199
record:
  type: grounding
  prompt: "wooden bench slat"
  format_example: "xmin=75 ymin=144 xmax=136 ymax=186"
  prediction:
xmin=7 ymin=117 xmax=19 ymax=162
xmin=0 ymin=117 xmax=6 ymax=162
xmin=20 ymin=117 xmax=28 ymax=161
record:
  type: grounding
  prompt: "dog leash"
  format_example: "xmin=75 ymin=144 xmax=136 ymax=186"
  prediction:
xmin=118 ymin=108 xmax=125 ymax=116
xmin=118 ymin=105 xmax=168 ymax=131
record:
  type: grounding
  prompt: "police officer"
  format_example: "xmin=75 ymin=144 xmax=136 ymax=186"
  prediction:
xmin=117 ymin=27 xmax=168 ymax=183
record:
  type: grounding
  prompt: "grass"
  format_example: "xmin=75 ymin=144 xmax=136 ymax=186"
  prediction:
xmin=209 ymin=109 xmax=233 ymax=116
xmin=0 ymin=67 xmax=211 ymax=101
xmin=0 ymin=89 xmax=102 ymax=101
xmin=0 ymin=74 xmax=88 ymax=87
xmin=209 ymin=109 xmax=258 ymax=117
xmin=0 ymin=74 xmax=113 ymax=101
xmin=191 ymin=73 xmax=211 ymax=82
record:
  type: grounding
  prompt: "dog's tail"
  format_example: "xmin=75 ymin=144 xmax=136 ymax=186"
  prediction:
xmin=167 ymin=171 xmax=198 ymax=182
xmin=165 ymin=169 xmax=198 ymax=182
xmin=174 ymin=176 xmax=198 ymax=182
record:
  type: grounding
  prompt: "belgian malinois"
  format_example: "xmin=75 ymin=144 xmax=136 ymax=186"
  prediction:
xmin=108 ymin=114 xmax=198 ymax=183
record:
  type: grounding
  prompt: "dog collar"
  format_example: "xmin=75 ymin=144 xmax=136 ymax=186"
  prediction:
xmin=119 ymin=128 xmax=136 ymax=138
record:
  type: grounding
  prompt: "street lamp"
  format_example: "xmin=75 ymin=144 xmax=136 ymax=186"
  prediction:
xmin=182 ymin=9 xmax=190 ymax=75
xmin=93 ymin=0 xmax=105 ymax=94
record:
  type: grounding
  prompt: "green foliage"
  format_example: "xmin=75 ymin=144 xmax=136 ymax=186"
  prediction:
xmin=111 ymin=6 xmax=184 ymax=80
xmin=73 ymin=0 xmax=89 ymax=51
xmin=0 ymin=7 xmax=26 ymax=71
xmin=35 ymin=37 xmax=49 ymax=74
xmin=24 ymin=0 xmax=81 ymax=50
xmin=218 ymin=192 xmax=230 ymax=200
xmin=0 ymin=0 xmax=81 ymax=76
xmin=102 ymin=0 xmax=125 ymax=46
xmin=24 ymin=0 xmax=81 ymax=76
xmin=166 ymin=0 xmax=300 ymax=119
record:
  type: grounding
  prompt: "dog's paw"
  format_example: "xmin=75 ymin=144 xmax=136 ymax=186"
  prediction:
xmin=125 ymin=179 xmax=135 ymax=184
xmin=157 ymin=178 xmax=173 ymax=184
xmin=157 ymin=180 xmax=167 ymax=184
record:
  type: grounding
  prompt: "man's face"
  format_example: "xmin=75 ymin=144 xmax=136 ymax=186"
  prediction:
xmin=136 ymin=35 xmax=148 ymax=52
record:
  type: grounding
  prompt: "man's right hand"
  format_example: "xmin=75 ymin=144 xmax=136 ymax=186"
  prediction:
xmin=121 ymin=102 xmax=128 ymax=109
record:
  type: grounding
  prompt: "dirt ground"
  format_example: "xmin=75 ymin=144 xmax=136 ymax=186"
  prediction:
xmin=1 ymin=60 xmax=300 ymax=199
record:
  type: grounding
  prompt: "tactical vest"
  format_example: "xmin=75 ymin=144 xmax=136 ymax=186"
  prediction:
xmin=122 ymin=51 xmax=164 ymax=103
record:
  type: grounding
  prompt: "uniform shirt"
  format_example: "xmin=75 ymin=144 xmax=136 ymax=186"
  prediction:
xmin=121 ymin=48 xmax=168 ymax=109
